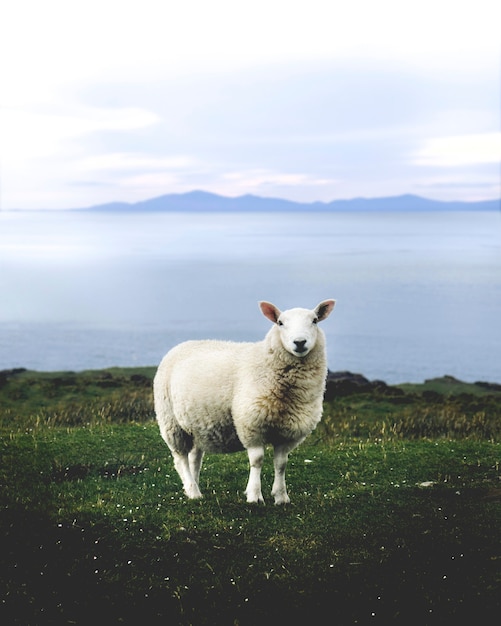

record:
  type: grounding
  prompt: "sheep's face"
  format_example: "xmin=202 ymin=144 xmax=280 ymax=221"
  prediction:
xmin=259 ymin=300 xmax=336 ymax=358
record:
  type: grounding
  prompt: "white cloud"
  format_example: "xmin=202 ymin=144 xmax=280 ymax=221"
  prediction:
xmin=77 ymin=153 xmax=194 ymax=173
xmin=415 ymin=175 xmax=500 ymax=202
xmin=413 ymin=133 xmax=501 ymax=167
xmin=221 ymin=170 xmax=337 ymax=193
xmin=2 ymin=1 xmax=499 ymax=108
xmin=116 ymin=172 xmax=181 ymax=191
xmin=72 ymin=153 xmax=199 ymax=198
xmin=1 ymin=107 xmax=160 ymax=161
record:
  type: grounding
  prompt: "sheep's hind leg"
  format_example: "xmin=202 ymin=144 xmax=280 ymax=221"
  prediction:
xmin=188 ymin=446 xmax=204 ymax=490
xmin=172 ymin=451 xmax=203 ymax=499
xmin=245 ymin=446 xmax=265 ymax=504
xmin=271 ymin=443 xmax=295 ymax=505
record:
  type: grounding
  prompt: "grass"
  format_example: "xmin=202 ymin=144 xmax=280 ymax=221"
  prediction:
xmin=1 ymin=368 xmax=501 ymax=624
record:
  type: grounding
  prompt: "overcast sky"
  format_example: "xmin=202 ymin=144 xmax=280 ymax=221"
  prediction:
xmin=1 ymin=0 xmax=500 ymax=210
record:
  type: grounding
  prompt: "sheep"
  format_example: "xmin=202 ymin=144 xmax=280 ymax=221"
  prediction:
xmin=153 ymin=299 xmax=335 ymax=504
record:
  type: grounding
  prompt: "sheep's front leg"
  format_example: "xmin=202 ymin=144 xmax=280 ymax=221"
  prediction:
xmin=245 ymin=446 xmax=265 ymax=504
xmin=271 ymin=443 xmax=294 ymax=505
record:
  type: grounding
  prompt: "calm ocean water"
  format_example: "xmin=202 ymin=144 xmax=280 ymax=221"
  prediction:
xmin=1 ymin=209 xmax=500 ymax=383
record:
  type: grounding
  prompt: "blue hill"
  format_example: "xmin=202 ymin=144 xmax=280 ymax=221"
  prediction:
xmin=80 ymin=191 xmax=500 ymax=212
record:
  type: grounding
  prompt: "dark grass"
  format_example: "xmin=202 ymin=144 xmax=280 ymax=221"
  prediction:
xmin=1 ymin=368 xmax=501 ymax=624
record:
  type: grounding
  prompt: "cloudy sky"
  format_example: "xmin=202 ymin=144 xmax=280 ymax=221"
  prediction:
xmin=1 ymin=0 xmax=500 ymax=210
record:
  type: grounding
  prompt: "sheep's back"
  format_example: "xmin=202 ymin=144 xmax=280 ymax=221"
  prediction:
xmin=159 ymin=339 xmax=255 ymax=410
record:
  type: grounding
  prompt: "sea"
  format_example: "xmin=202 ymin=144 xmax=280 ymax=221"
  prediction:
xmin=0 ymin=209 xmax=500 ymax=384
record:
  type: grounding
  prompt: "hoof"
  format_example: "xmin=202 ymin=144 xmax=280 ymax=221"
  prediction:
xmin=246 ymin=491 xmax=265 ymax=504
xmin=185 ymin=485 xmax=203 ymax=499
xmin=273 ymin=494 xmax=291 ymax=505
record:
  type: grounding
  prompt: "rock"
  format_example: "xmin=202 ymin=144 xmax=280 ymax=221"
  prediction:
xmin=0 ymin=368 xmax=27 ymax=389
xmin=475 ymin=381 xmax=501 ymax=392
xmin=325 ymin=371 xmax=394 ymax=399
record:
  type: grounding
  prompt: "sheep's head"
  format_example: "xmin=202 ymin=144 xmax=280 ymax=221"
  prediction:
xmin=259 ymin=300 xmax=335 ymax=358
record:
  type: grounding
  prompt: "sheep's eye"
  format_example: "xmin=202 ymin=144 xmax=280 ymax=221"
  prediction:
xmin=277 ymin=320 xmax=284 ymax=326
xmin=312 ymin=318 xmax=318 ymax=325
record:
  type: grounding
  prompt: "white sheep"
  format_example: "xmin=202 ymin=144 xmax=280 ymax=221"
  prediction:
xmin=153 ymin=299 xmax=335 ymax=504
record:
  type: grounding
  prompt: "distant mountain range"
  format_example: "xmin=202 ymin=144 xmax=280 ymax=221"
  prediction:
xmin=80 ymin=191 xmax=500 ymax=212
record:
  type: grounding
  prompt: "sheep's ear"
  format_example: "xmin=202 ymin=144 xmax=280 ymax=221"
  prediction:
xmin=315 ymin=299 xmax=336 ymax=321
xmin=259 ymin=301 xmax=281 ymax=324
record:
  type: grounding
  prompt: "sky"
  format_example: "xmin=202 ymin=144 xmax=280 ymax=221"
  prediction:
xmin=1 ymin=0 xmax=500 ymax=210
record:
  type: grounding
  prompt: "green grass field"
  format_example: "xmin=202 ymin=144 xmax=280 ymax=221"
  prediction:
xmin=1 ymin=368 xmax=501 ymax=625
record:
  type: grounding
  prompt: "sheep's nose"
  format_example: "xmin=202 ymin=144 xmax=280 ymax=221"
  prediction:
xmin=294 ymin=339 xmax=307 ymax=353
